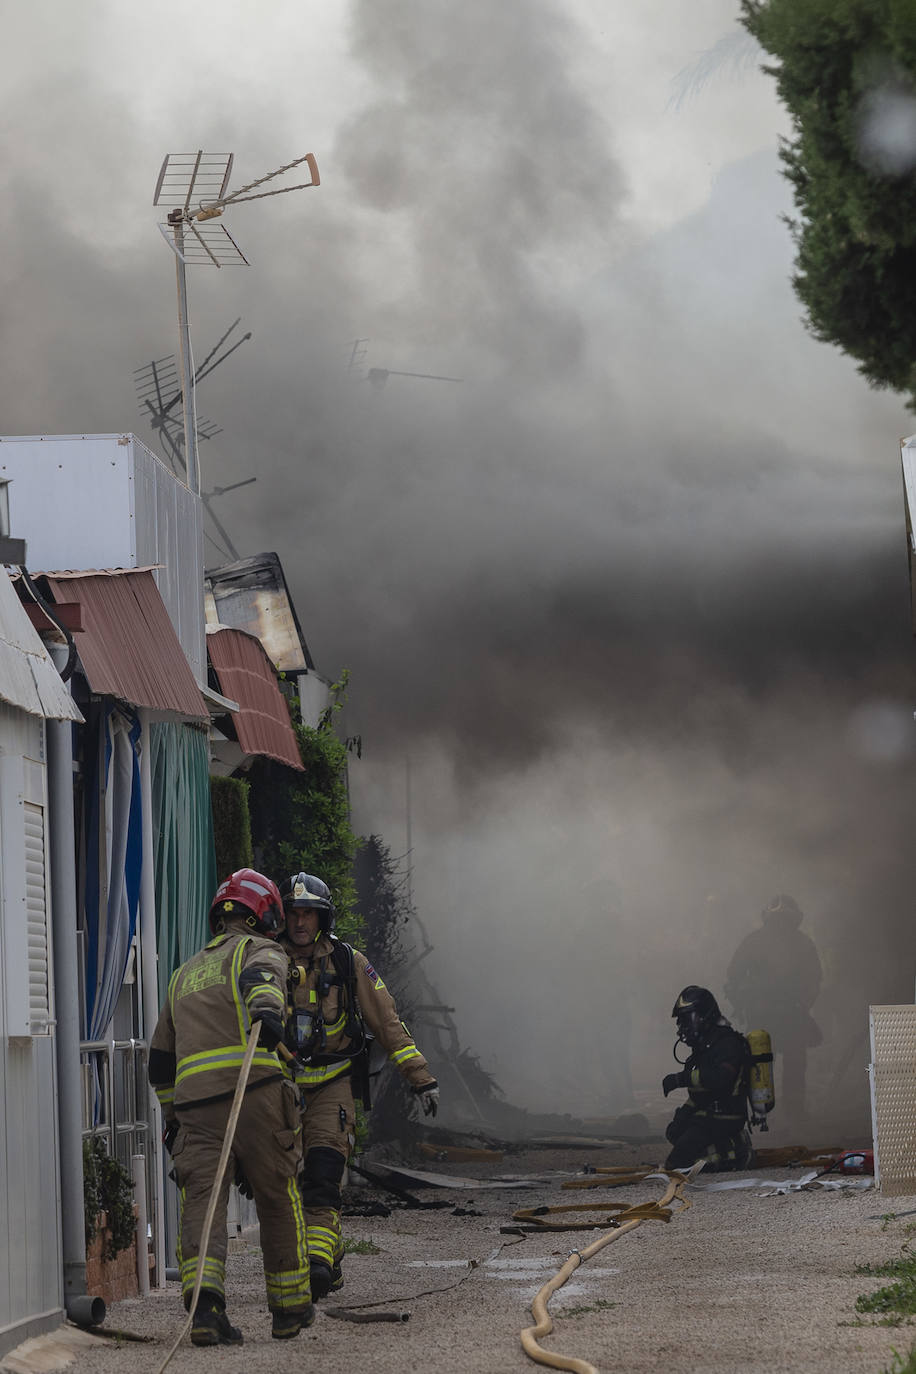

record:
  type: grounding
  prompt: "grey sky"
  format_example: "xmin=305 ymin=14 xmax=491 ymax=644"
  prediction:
xmin=2 ymin=1 xmax=913 ymax=1114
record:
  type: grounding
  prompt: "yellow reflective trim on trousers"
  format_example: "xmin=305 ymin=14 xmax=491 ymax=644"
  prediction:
xmin=287 ymin=1174 xmax=309 ymax=1273
xmin=308 ymin=1225 xmax=338 ymax=1245
xmin=306 ymin=1225 xmax=336 ymax=1264
xmin=265 ymin=1274 xmax=311 ymax=1309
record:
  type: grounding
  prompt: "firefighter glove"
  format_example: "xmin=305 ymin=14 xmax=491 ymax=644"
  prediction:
xmin=252 ymin=1010 xmax=285 ymax=1052
xmin=162 ymin=1119 xmax=179 ymax=1155
xmin=413 ymin=1081 xmax=439 ymax=1117
xmin=663 ymin=1071 xmax=687 ymax=1097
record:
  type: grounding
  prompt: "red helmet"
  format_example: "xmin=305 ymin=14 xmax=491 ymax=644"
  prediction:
xmin=209 ymin=869 xmax=285 ymax=937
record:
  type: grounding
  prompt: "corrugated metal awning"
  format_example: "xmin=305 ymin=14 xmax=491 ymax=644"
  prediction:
xmin=0 ymin=567 xmax=83 ymax=721
xmin=43 ymin=570 xmax=208 ymax=719
xmin=206 ymin=625 xmax=303 ymax=770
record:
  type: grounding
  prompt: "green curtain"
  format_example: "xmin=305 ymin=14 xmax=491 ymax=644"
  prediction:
xmin=150 ymin=722 xmax=218 ymax=1003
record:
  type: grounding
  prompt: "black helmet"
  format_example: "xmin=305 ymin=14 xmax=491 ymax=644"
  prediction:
xmin=672 ymin=985 xmax=720 ymax=1048
xmin=280 ymin=872 xmax=335 ymax=935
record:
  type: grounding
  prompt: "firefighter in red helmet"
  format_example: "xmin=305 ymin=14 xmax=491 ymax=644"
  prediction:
xmin=279 ymin=871 xmax=439 ymax=1299
xmin=148 ymin=869 xmax=311 ymax=1345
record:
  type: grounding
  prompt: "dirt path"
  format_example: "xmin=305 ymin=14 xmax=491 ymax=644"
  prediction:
xmin=49 ymin=1148 xmax=916 ymax=1374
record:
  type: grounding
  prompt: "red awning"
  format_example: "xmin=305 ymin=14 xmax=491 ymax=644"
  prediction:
xmin=44 ymin=570 xmax=208 ymax=719
xmin=206 ymin=626 xmax=303 ymax=770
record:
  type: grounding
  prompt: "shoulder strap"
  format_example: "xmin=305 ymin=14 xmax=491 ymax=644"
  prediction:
xmin=329 ymin=939 xmax=368 ymax=1047
xmin=329 ymin=937 xmax=356 ymax=983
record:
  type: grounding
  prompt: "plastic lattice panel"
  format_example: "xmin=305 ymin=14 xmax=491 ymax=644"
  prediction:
xmin=870 ymin=1005 xmax=916 ymax=1196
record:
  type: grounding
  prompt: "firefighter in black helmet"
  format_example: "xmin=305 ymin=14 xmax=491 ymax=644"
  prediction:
xmin=279 ymin=871 xmax=438 ymax=1300
xmin=662 ymin=985 xmax=754 ymax=1171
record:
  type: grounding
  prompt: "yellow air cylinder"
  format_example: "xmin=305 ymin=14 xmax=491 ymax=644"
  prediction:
xmin=746 ymin=1028 xmax=775 ymax=1129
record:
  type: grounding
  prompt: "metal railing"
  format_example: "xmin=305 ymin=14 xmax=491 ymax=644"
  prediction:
xmin=80 ymin=1036 xmax=161 ymax=1289
xmin=79 ymin=1037 xmax=151 ymax=1165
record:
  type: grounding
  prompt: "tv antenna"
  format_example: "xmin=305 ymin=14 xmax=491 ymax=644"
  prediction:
xmin=133 ymin=319 xmax=256 ymax=560
xmin=367 ymin=366 xmax=463 ymax=390
xmin=152 ymin=149 xmax=320 ymax=494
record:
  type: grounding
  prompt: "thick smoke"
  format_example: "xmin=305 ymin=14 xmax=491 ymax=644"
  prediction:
xmin=0 ymin=2 xmax=913 ymax=1133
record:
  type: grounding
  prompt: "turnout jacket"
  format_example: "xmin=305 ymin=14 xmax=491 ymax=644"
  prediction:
xmin=283 ymin=933 xmax=435 ymax=1093
xmin=679 ymin=1024 xmax=749 ymax=1124
xmin=148 ymin=926 xmax=291 ymax=1117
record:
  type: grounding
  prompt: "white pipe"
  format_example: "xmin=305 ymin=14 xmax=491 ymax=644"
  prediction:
xmin=132 ymin=1154 xmax=150 ymax=1297
xmin=173 ymin=221 xmax=200 ymax=496
xmin=138 ymin=709 xmax=167 ymax=1287
xmin=47 ymin=643 xmax=107 ymax=1324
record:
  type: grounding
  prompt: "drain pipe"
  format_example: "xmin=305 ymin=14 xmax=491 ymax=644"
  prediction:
xmin=47 ymin=642 xmax=106 ymax=1328
xmin=138 ymin=707 xmax=167 ymax=1287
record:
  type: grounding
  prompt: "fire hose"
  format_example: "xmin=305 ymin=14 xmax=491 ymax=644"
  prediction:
xmin=154 ymin=1021 xmax=263 ymax=1374
xmin=518 ymin=1168 xmax=695 ymax=1374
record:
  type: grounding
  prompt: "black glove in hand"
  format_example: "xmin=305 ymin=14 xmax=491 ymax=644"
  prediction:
xmin=252 ymin=1010 xmax=285 ymax=1052
xmin=234 ymin=1160 xmax=254 ymax=1200
xmin=662 ymin=1072 xmax=685 ymax=1098
xmin=162 ymin=1119 xmax=179 ymax=1155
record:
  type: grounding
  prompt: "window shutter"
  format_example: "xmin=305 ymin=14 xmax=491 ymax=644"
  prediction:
xmin=25 ymin=800 xmax=51 ymax=1032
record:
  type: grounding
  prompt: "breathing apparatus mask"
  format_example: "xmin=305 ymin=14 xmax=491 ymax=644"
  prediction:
xmin=675 ymin=1009 xmax=709 ymax=1049
xmin=286 ymin=962 xmax=328 ymax=1060
xmin=671 ymin=985 xmax=720 ymax=1060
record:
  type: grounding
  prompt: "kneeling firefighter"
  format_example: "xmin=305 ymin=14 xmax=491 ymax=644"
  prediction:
xmin=280 ymin=872 xmax=440 ymax=1299
xmin=662 ymin=985 xmax=756 ymax=1172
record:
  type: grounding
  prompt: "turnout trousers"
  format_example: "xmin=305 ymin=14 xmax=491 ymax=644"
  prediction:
xmin=299 ymin=1075 xmax=356 ymax=1272
xmin=172 ymin=1078 xmax=310 ymax=1312
xmin=664 ymin=1106 xmax=754 ymax=1173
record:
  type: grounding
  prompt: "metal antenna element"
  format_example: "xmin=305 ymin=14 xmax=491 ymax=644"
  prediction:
xmin=152 ymin=149 xmax=319 ymax=496
xmin=134 ymin=319 xmax=251 ymax=440
xmin=133 ymin=330 xmax=256 ymax=561
xmin=347 ymin=339 xmax=369 ymax=374
xmin=367 ymin=367 xmax=464 ymax=390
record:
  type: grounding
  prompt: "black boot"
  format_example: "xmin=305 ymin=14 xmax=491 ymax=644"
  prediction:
xmin=190 ymin=1297 xmax=243 ymax=1347
xmin=329 ymin=1258 xmax=344 ymax=1293
xmin=309 ymin=1260 xmax=333 ymax=1300
xmin=271 ymin=1304 xmax=316 ymax=1340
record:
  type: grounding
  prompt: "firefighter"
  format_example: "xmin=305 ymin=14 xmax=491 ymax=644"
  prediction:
xmin=725 ymin=893 xmax=822 ymax=1123
xmin=279 ymin=871 xmax=439 ymax=1299
xmin=662 ymin=985 xmax=754 ymax=1171
xmin=148 ymin=869 xmax=311 ymax=1345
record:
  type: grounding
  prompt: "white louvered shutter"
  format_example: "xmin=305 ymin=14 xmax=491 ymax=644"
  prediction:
xmin=24 ymin=800 xmax=51 ymax=1032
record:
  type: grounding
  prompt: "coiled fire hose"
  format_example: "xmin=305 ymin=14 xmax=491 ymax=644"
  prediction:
xmin=518 ymin=1169 xmax=693 ymax=1374
xmin=155 ymin=1022 xmax=262 ymax=1374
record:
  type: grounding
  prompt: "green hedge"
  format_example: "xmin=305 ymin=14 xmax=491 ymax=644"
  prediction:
xmin=210 ymin=774 xmax=253 ymax=881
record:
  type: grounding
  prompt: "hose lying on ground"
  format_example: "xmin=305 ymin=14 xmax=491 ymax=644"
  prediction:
xmin=560 ymin=1168 xmax=659 ymax=1192
xmin=154 ymin=1022 xmax=262 ymax=1374
xmin=519 ymin=1167 xmax=696 ymax=1374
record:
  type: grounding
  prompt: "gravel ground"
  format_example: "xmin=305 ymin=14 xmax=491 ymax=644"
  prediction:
xmin=34 ymin=1146 xmax=916 ymax=1374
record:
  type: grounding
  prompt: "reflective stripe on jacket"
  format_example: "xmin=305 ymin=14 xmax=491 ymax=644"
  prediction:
xmin=283 ymin=935 xmax=434 ymax=1091
xmin=150 ymin=927 xmax=290 ymax=1110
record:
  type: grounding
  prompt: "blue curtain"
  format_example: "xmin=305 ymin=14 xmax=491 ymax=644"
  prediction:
xmin=83 ymin=704 xmax=143 ymax=1041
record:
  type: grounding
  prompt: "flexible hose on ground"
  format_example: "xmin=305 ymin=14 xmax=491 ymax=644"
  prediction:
xmin=519 ymin=1170 xmax=691 ymax=1374
xmin=154 ymin=1022 xmax=262 ymax=1374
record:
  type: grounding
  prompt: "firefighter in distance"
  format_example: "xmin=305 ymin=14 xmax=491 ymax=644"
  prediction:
xmin=148 ymin=869 xmax=312 ymax=1345
xmin=662 ymin=985 xmax=755 ymax=1171
xmin=280 ymin=871 xmax=439 ymax=1299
